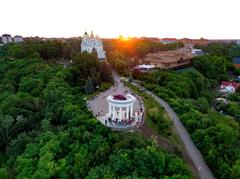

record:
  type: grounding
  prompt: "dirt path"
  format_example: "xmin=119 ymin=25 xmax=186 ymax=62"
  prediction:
xmin=127 ymin=80 xmax=215 ymax=179
xmin=135 ymin=123 xmax=177 ymax=153
xmin=143 ymin=89 xmax=214 ymax=179
xmin=108 ymin=74 xmax=214 ymax=179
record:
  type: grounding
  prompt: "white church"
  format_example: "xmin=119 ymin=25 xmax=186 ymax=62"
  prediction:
xmin=81 ymin=31 xmax=106 ymax=59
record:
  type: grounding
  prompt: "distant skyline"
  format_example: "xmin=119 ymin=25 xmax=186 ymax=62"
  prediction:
xmin=1 ymin=0 xmax=240 ymax=39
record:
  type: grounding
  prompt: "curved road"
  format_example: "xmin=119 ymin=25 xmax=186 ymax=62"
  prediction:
xmin=102 ymin=72 xmax=214 ymax=179
xmin=138 ymin=84 xmax=215 ymax=179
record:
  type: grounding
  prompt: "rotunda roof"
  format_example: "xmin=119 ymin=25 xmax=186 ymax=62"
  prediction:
xmin=113 ymin=94 xmax=127 ymax=100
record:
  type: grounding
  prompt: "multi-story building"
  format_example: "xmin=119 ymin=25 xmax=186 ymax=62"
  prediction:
xmin=179 ymin=38 xmax=209 ymax=46
xmin=13 ymin=35 xmax=24 ymax=43
xmin=2 ymin=34 xmax=13 ymax=44
xmin=160 ymin=38 xmax=177 ymax=44
xmin=0 ymin=34 xmax=23 ymax=45
xmin=144 ymin=48 xmax=193 ymax=70
xmin=81 ymin=31 xmax=106 ymax=59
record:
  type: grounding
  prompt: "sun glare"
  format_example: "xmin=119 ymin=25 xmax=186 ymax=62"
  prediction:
xmin=119 ymin=35 xmax=130 ymax=41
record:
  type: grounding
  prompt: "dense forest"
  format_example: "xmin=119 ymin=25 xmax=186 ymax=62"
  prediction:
xmin=0 ymin=38 xmax=81 ymax=60
xmin=0 ymin=40 xmax=191 ymax=178
xmin=195 ymin=43 xmax=240 ymax=75
xmin=134 ymin=43 xmax=240 ymax=178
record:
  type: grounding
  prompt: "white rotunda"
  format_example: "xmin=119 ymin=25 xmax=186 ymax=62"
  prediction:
xmin=107 ymin=94 xmax=136 ymax=122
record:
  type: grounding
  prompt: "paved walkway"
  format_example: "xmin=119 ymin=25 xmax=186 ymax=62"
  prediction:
xmin=130 ymin=81 xmax=215 ymax=179
xmin=88 ymin=75 xmax=144 ymax=130
xmin=89 ymin=72 xmax=215 ymax=178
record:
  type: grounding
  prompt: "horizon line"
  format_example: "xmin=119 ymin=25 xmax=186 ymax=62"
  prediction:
xmin=1 ymin=33 xmax=240 ymax=41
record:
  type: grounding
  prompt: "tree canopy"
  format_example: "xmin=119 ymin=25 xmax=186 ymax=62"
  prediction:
xmin=0 ymin=41 xmax=190 ymax=178
xmin=139 ymin=48 xmax=240 ymax=178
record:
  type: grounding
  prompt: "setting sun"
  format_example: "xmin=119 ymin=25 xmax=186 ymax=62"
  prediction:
xmin=119 ymin=35 xmax=131 ymax=41
xmin=1 ymin=1 xmax=240 ymax=179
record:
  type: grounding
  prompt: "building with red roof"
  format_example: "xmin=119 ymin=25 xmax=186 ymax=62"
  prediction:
xmin=220 ymin=81 xmax=240 ymax=94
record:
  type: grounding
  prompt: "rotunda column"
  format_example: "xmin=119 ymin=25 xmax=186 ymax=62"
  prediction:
xmin=126 ymin=106 xmax=129 ymax=119
xmin=130 ymin=104 xmax=133 ymax=117
xmin=108 ymin=103 xmax=112 ymax=118
xmin=112 ymin=106 xmax=115 ymax=120
xmin=119 ymin=107 xmax=123 ymax=121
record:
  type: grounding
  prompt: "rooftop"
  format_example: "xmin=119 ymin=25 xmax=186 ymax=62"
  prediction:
xmin=134 ymin=64 xmax=155 ymax=69
xmin=2 ymin=34 xmax=11 ymax=37
xmin=145 ymin=49 xmax=192 ymax=63
xmin=233 ymin=57 xmax=240 ymax=64
xmin=161 ymin=38 xmax=177 ymax=41
xmin=14 ymin=35 xmax=22 ymax=38
xmin=221 ymin=81 xmax=240 ymax=89
xmin=113 ymin=94 xmax=127 ymax=100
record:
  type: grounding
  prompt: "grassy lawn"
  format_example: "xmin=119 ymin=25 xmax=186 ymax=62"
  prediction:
xmin=175 ymin=66 xmax=195 ymax=73
xmin=125 ymin=81 xmax=197 ymax=178
xmin=84 ymin=82 xmax=113 ymax=100
xmin=125 ymin=81 xmax=185 ymax=148
xmin=124 ymin=82 xmax=175 ymax=139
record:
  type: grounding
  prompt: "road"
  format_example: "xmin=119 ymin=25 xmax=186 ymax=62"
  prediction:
xmin=141 ymin=86 xmax=215 ymax=179
xmin=90 ymin=71 xmax=215 ymax=179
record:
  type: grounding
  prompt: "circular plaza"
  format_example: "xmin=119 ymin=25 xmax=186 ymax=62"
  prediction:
xmin=88 ymin=78 xmax=144 ymax=130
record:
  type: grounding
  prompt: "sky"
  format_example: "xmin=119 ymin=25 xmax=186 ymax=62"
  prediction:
xmin=1 ymin=0 xmax=240 ymax=39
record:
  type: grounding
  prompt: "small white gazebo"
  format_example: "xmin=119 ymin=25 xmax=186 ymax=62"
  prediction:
xmin=107 ymin=94 xmax=136 ymax=122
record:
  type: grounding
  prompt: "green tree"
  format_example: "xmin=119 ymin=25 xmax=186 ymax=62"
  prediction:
xmin=0 ymin=168 xmax=8 ymax=179
xmin=227 ymin=102 xmax=240 ymax=117
xmin=99 ymin=61 xmax=113 ymax=82
xmin=196 ymin=97 xmax=209 ymax=113
xmin=133 ymin=146 xmax=166 ymax=177
xmin=70 ymin=52 xmax=100 ymax=86
xmin=84 ymin=78 xmax=95 ymax=94
xmin=109 ymin=150 xmax=132 ymax=176
xmin=0 ymin=115 xmax=14 ymax=152
xmin=19 ymin=77 xmax=44 ymax=96
xmin=87 ymin=165 xmax=115 ymax=179
xmin=231 ymin=160 xmax=240 ymax=179
xmin=193 ymin=55 xmax=227 ymax=81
